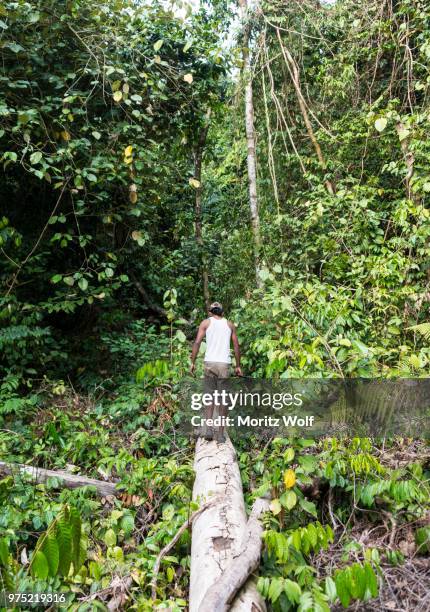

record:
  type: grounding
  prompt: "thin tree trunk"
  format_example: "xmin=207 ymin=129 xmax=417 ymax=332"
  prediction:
xmin=194 ymin=109 xmax=211 ymax=310
xmin=239 ymin=0 xmax=263 ymax=288
xmin=276 ymin=29 xmax=335 ymax=196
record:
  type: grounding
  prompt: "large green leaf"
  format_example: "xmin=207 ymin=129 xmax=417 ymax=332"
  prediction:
xmin=31 ymin=550 xmax=49 ymax=580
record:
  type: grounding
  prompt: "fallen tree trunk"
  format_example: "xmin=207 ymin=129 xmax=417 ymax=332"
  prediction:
xmin=200 ymin=497 xmax=270 ymax=612
xmin=189 ymin=437 xmax=268 ymax=612
xmin=0 ymin=461 xmax=119 ymax=497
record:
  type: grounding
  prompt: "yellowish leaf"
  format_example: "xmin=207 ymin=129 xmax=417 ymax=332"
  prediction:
xmin=113 ymin=90 xmax=122 ymax=102
xmin=269 ymin=499 xmax=282 ymax=515
xmin=374 ymin=117 xmax=387 ymax=132
xmin=189 ymin=178 xmax=201 ymax=189
xmin=284 ymin=469 xmax=296 ymax=489
xmin=61 ymin=130 xmax=71 ymax=141
xmin=122 ymin=83 xmax=130 ymax=94
xmin=124 ymin=145 xmax=133 ymax=157
xmin=131 ymin=230 xmax=142 ymax=241
xmin=183 ymin=73 xmax=193 ymax=84
xmin=129 ymin=191 xmax=137 ymax=204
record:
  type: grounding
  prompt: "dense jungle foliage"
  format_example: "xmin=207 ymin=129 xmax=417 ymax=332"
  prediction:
xmin=1 ymin=0 xmax=430 ymax=610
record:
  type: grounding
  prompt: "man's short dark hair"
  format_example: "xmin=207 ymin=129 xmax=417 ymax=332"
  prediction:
xmin=209 ymin=301 xmax=223 ymax=315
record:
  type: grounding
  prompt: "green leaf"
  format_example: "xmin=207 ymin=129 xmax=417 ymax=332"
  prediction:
xmin=307 ymin=523 xmax=318 ymax=548
xmin=0 ymin=539 xmax=9 ymax=566
xmin=335 ymin=571 xmax=350 ymax=608
xmin=120 ymin=514 xmax=134 ymax=537
xmin=352 ymin=563 xmax=366 ymax=600
xmin=175 ymin=329 xmax=186 ymax=343
xmin=30 ymin=151 xmax=42 ymax=164
xmin=104 ymin=528 xmax=117 ymax=547
xmin=105 ymin=267 xmax=114 ymax=278
xmin=363 ymin=562 xmax=378 ymax=597
xmin=78 ymin=278 xmax=88 ymax=291
xmin=268 ymin=577 xmax=284 ymax=602
xmin=56 ymin=521 xmax=72 ymax=576
xmin=258 ymin=268 xmax=271 ymax=282
xmin=299 ymin=498 xmax=318 ymax=517
xmin=111 ymin=546 xmax=124 ymax=562
xmin=325 ymin=576 xmax=337 ymax=602
xmin=292 ymin=529 xmax=301 ymax=550
xmin=280 ymin=490 xmax=297 ymax=510
xmin=397 ymin=127 xmax=410 ymax=141
xmin=153 ymin=39 xmax=164 ymax=52
xmin=283 ymin=579 xmax=301 ymax=603
xmin=31 ymin=550 xmax=49 ymax=580
xmin=284 ymin=447 xmax=295 ymax=462
xmin=415 ymin=526 xmax=430 ymax=553
xmin=63 ymin=276 xmax=75 ymax=286
xmin=42 ymin=533 xmax=59 ymax=576
xmin=69 ymin=506 xmax=82 ymax=571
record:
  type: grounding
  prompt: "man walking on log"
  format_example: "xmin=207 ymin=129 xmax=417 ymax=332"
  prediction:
xmin=190 ymin=301 xmax=242 ymax=442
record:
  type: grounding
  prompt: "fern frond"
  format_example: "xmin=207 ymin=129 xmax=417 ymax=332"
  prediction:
xmin=407 ymin=322 xmax=430 ymax=341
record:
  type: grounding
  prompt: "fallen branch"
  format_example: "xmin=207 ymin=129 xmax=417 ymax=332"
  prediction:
xmin=198 ymin=496 xmax=270 ymax=612
xmin=150 ymin=497 xmax=220 ymax=601
xmin=0 ymin=461 xmax=119 ymax=498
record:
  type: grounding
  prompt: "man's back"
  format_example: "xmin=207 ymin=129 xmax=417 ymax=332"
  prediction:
xmin=204 ymin=317 xmax=232 ymax=364
xmin=190 ymin=301 xmax=242 ymax=378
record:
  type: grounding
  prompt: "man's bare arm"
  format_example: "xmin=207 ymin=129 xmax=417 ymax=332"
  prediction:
xmin=229 ymin=322 xmax=243 ymax=376
xmin=190 ymin=320 xmax=209 ymax=373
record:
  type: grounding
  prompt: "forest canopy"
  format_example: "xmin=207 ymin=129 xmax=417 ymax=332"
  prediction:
xmin=1 ymin=0 xmax=430 ymax=610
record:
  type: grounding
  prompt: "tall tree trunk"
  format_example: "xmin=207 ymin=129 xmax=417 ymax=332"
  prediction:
xmin=276 ymin=29 xmax=335 ymax=196
xmin=239 ymin=0 xmax=263 ymax=288
xmin=194 ymin=109 xmax=211 ymax=310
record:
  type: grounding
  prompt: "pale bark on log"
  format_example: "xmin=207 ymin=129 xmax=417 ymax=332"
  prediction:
xmin=189 ymin=437 xmax=267 ymax=612
xmin=0 ymin=461 xmax=119 ymax=497
xmin=200 ymin=497 xmax=270 ymax=612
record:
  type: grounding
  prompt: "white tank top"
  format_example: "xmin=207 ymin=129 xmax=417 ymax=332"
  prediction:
xmin=204 ymin=317 xmax=232 ymax=364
